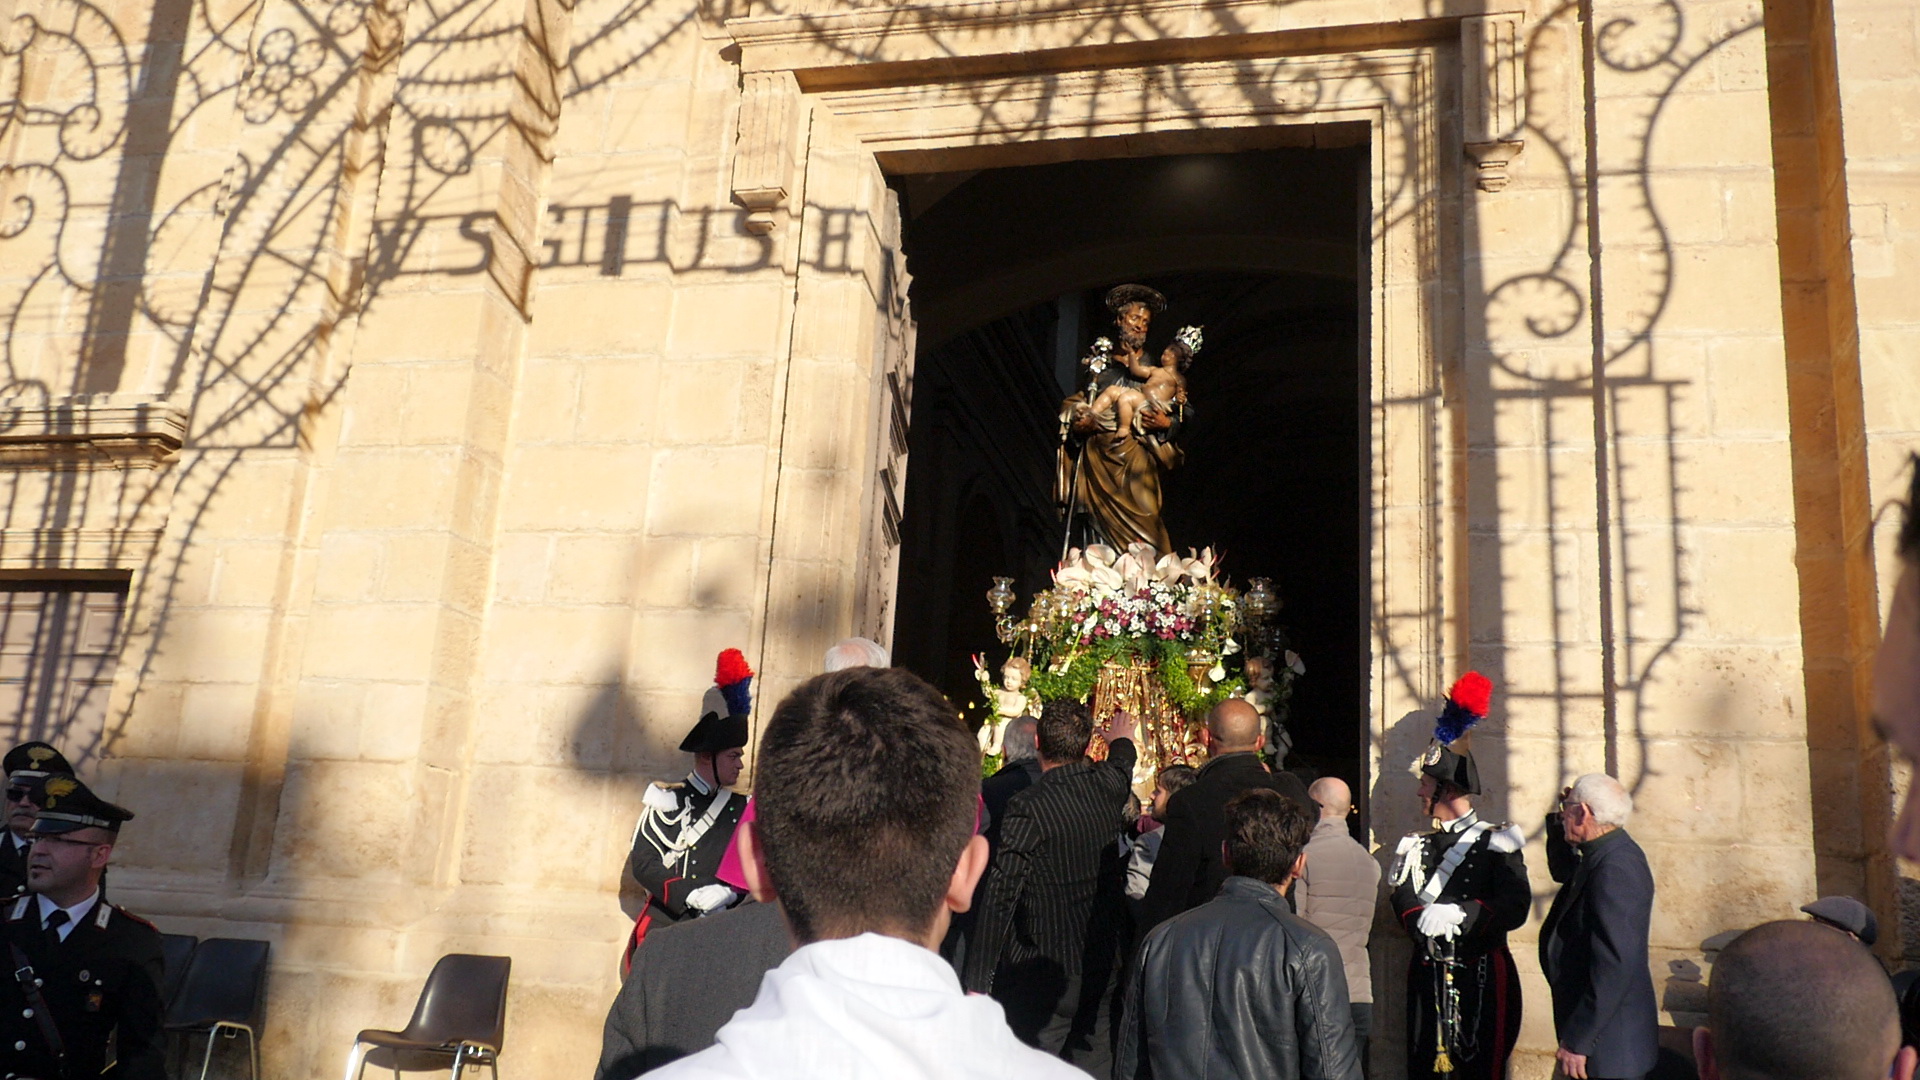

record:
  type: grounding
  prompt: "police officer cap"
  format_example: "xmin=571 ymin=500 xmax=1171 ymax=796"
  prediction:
xmin=29 ymin=775 xmax=134 ymax=835
xmin=4 ymin=740 xmax=73 ymax=782
xmin=1801 ymin=895 xmax=1878 ymax=946
xmin=1418 ymin=742 xmax=1482 ymax=796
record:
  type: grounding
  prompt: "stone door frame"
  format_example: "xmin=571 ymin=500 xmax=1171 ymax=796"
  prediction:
xmin=731 ymin=24 xmax=1472 ymax=820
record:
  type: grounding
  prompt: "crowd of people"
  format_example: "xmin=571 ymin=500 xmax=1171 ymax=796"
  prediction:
xmin=599 ymin=457 xmax=1920 ymax=1080
xmin=3 ymin=464 xmax=1918 ymax=1080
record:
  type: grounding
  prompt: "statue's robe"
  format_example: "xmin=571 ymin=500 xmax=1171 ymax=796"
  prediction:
xmin=1057 ymin=368 xmax=1185 ymax=553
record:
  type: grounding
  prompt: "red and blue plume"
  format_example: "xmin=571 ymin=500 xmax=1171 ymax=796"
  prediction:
xmin=1435 ymin=672 xmax=1492 ymax=745
xmin=716 ymin=649 xmax=754 ymax=717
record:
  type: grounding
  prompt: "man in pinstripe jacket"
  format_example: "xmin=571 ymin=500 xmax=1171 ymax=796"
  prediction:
xmin=964 ymin=701 xmax=1138 ymax=1073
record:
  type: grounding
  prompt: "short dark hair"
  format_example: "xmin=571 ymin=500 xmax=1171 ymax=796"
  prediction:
xmin=1157 ymin=763 xmax=1199 ymax=797
xmin=1707 ymin=920 xmax=1899 ymax=1080
xmin=754 ymin=668 xmax=980 ymax=943
xmin=1036 ymin=699 xmax=1093 ymax=763
xmin=1224 ymin=789 xmax=1314 ymax=883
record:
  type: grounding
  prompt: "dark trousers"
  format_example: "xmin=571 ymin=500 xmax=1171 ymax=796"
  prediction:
xmin=1351 ymin=1003 xmax=1372 ymax=1078
xmin=993 ymin=958 xmax=1117 ymax=1076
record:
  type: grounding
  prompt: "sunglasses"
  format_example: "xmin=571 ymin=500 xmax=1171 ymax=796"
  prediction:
xmin=5 ymin=787 xmax=30 ymax=803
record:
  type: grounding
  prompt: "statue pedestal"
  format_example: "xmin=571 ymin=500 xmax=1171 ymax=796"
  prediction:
xmin=1088 ymin=655 xmax=1207 ymax=794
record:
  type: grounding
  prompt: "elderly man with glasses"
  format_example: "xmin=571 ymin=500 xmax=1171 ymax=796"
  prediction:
xmin=0 ymin=774 xmax=164 ymax=1080
xmin=0 ymin=741 xmax=74 ymax=898
xmin=1539 ymin=773 xmax=1659 ymax=1080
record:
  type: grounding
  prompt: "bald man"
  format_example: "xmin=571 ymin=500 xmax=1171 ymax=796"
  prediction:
xmin=1138 ymin=699 xmax=1312 ymax=932
xmin=1297 ymin=777 xmax=1382 ymax=1050
xmin=1695 ymin=920 xmax=1915 ymax=1080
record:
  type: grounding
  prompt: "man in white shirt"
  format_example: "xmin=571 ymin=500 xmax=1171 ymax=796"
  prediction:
xmin=640 ymin=666 xmax=1082 ymax=1080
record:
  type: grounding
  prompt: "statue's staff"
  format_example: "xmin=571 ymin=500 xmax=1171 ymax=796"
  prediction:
xmin=1059 ymin=336 xmax=1112 ymax=559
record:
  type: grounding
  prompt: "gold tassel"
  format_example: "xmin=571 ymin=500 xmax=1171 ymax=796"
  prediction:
xmin=1433 ymin=1049 xmax=1453 ymax=1075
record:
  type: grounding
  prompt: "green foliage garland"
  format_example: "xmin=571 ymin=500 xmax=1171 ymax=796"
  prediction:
xmin=1028 ymin=636 xmax=1245 ymax=716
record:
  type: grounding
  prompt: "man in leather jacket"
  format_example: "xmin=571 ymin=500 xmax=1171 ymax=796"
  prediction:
xmin=1116 ymin=788 xmax=1361 ymax=1080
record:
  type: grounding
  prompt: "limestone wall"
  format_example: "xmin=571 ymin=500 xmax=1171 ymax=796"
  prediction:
xmin=0 ymin=0 xmax=1908 ymax=1074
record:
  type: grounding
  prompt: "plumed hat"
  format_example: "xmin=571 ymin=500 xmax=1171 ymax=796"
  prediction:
xmin=680 ymin=649 xmax=753 ymax=754
xmin=1104 ymin=283 xmax=1167 ymax=315
xmin=1413 ymin=672 xmax=1492 ymax=796
xmin=29 ymin=775 xmax=133 ymax=834
xmin=4 ymin=741 xmax=73 ymax=784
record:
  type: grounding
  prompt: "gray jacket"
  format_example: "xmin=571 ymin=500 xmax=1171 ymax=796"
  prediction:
xmin=1294 ymin=817 xmax=1380 ymax=1004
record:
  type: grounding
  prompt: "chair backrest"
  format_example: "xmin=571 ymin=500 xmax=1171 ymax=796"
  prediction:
xmin=159 ymin=933 xmax=198 ymax=1007
xmin=164 ymin=937 xmax=271 ymax=1030
xmin=399 ymin=954 xmax=511 ymax=1051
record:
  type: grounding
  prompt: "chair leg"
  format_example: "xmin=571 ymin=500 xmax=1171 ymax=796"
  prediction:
xmin=243 ymin=1024 xmax=260 ymax=1080
xmin=197 ymin=1024 xmax=221 ymax=1080
xmin=451 ymin=1043 xmax=468 ymax=1080
xmin=342 ymin=1040 xmax=373 ymax=1080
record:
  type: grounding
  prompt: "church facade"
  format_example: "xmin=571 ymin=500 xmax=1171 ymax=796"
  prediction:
xmin=0 ymin=0 xmax=1914 ymax=1071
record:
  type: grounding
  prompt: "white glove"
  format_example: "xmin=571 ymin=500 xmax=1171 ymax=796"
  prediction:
xmin=685 ymin=883 xmax=739 ymax=915
xmin=1417 ymin=902 xmax=1468 ymax=941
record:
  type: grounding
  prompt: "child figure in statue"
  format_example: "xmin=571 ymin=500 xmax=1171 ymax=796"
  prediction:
xmin=1084 ymin=325 xmax=1202 ymax=435
xmin=975 ymin=655 xmax=1034 ymax=759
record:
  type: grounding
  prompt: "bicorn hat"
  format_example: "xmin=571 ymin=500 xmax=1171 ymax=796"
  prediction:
xmin=29 ymin=775 xmax=132 ymax=834
xmin=1413 ymin=672 xmax=1492 ymax=796
xmin=4 ymin=741 xmax=73 ymax=784
xmin=680 ymin=649 xmax=754 ymax=754
xmin=1104 ymin=284 xmax=1167 ymax=315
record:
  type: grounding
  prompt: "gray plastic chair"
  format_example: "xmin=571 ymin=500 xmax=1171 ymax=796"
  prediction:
xmin=163 ymin=937 xmax=269 ymax=1080
xmin=342 ymin=954 xmax=510 ymax=1080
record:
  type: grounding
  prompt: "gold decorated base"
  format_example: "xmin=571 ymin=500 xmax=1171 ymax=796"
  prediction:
xmin=1085 ymin=657 xmax=1207 ymax=795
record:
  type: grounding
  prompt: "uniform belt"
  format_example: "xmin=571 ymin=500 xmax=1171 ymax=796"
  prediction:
xmin=8 ymin=942 xmax=66 ymax=1079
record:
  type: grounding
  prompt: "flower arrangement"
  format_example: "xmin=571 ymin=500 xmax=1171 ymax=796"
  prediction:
xmin=992 ymin=542 xmax=1299 ymax=728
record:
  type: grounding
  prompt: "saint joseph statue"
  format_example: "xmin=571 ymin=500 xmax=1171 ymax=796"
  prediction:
xmin=1055 ymin=284 xmax=1189 ymax=553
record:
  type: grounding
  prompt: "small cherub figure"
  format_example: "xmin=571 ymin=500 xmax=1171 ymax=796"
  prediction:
xmin=1084 ymin=325 xmax=1201 ymax=435
xmin=975 ymin=655 xmax=1034 ymax=759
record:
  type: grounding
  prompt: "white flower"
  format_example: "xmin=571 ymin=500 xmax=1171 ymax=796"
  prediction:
xmin=1208 ymin=664 xmax=1227 ymax=683
xmin=1286 ymin=650 xmax=1306 ymax=675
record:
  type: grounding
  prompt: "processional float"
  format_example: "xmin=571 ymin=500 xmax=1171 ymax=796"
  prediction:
xmin=970 ymin=284 xmax=1303 ymax=791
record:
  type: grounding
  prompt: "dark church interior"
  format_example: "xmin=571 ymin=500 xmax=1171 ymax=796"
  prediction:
xmin=887 ymin=143 xmax=1371 ymax=808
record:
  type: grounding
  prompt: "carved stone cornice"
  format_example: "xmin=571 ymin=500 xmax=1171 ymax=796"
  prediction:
xmin=728 ymin=0 xmax=1455 ymax=82
xmin=0 ymin=396 xmax=188 ymax=470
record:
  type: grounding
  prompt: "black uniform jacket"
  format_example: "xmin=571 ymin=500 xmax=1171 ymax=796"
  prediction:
xmin=1539 ymin=822 xmax=1659 ymax=1077
xmin=627 ymin=777 xmax=745 ymax=923
xmin=0 ymin=894 xmax=165 ymax=1080
xmin=964 ymin=738 xmax=1136 ymax=992
xmin=1139 ymin=752 xmax=1312 ymax=934
xmin=1117 ymin=875 xmax=1362 ymax=1080
xmin=593 ymin=899 xmax=793 ymax=1080
xmin=1390 ymin=814 xmax=1531 ymax=955
xmin=0 ymin=837 xmax=28 ymax=900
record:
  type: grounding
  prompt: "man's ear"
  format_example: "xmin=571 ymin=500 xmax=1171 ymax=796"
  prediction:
xmin=1893 ymin=1044 xmax=1917 ymax=1080
xmin=1692 ymin=1027 xmax=1718 ymax=1080
xmin=1291 ymin=850 xmax=1308 ymax=881
xmin=737 ymin=821 xmax=777 ymax=903
xmin=945 ymin=835 xmax=991 ymax=913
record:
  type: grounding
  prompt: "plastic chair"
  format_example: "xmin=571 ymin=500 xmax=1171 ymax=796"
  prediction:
xmin=159 ymin=933 xmax=198 ymax=1008
xmin=163 ymin=937 xmax=270 ymax=1080
xmin=342 ymin=954 xmax=510 ymax=1080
